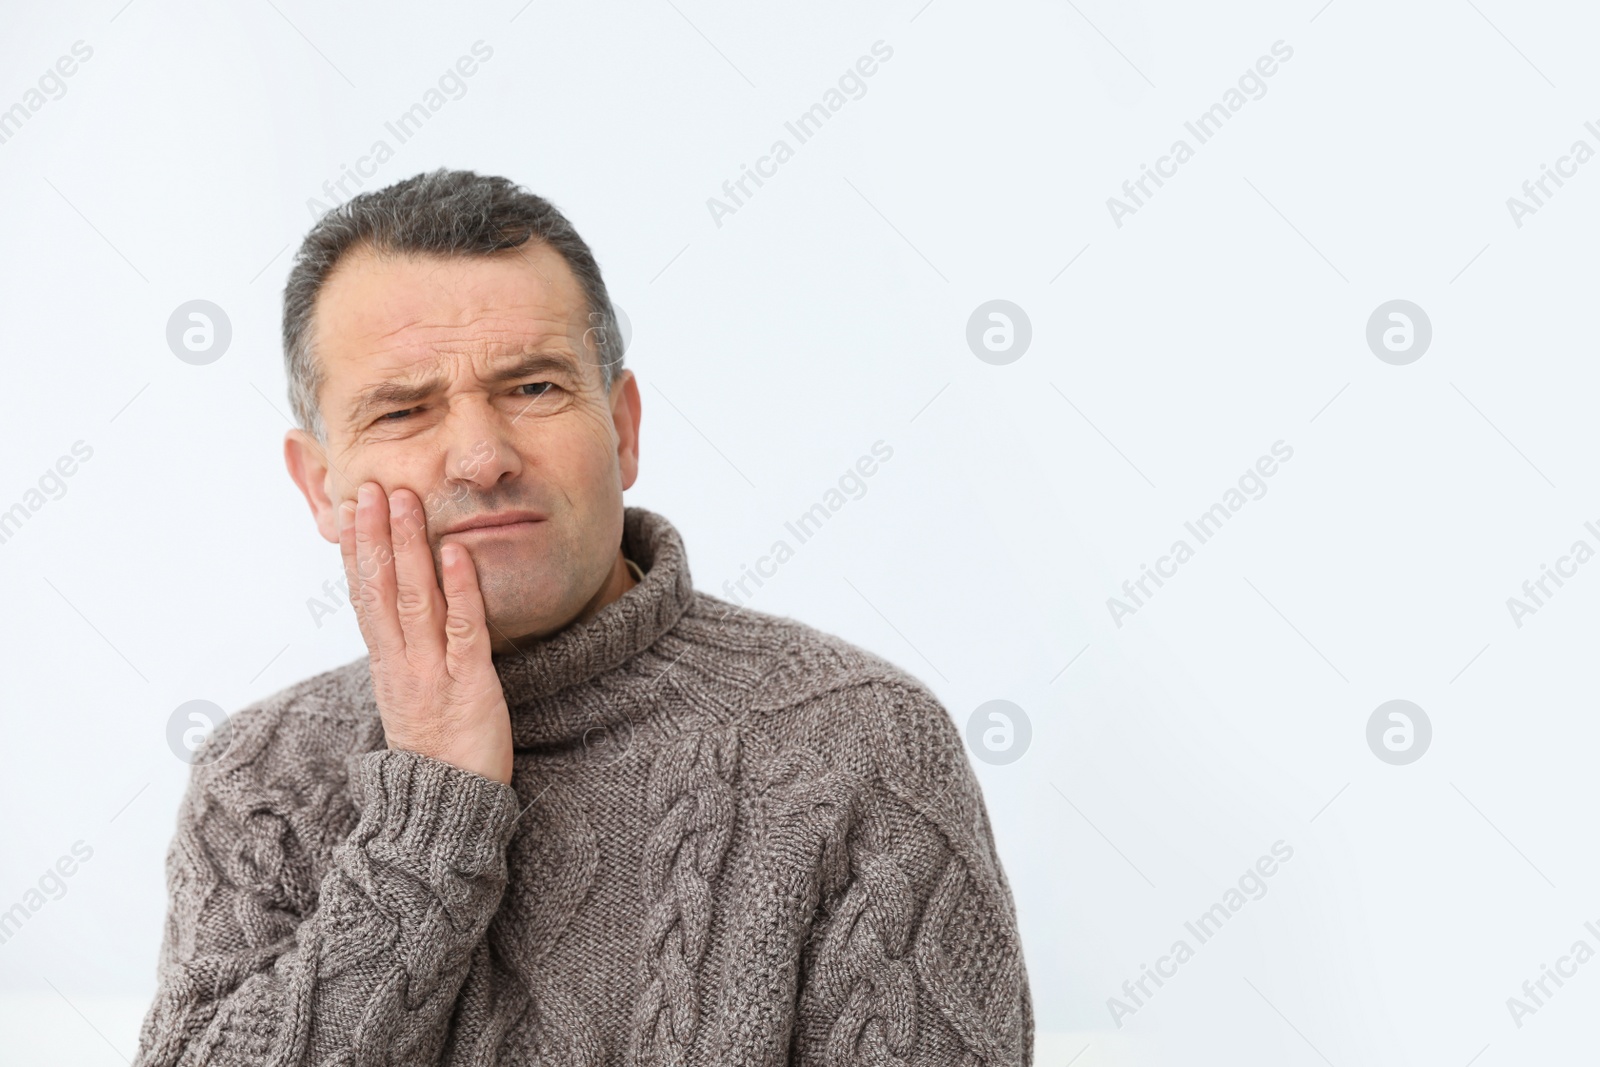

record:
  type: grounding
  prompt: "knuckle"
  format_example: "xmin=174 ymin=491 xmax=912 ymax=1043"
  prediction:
xmin=444 ymin=609 xmax=477 ymax=642
xmin=394 ymin=512 xmax=423 ymax=543
xmin=394 ymin=585 xmax=430 ymax=618
xmin=358 ymin=579 xmax=385 ymax=609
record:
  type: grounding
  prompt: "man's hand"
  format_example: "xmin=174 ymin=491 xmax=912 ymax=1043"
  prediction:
xmin=339 ymin=481 xmax=515 ymax=785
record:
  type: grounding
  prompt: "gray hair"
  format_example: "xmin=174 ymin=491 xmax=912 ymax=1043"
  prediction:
xmin=281 ymin=168 xmax=624 ymax=443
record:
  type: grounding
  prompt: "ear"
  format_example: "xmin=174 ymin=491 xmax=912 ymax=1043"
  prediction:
xmin=284 ymin=428 xmax=341 ymax=544
xmin=611 ymin=369 xmax=642 ymax=491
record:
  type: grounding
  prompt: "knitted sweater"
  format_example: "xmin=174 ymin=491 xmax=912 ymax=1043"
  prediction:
xmin=133 ymin=505 xmax=1033 ymax=1066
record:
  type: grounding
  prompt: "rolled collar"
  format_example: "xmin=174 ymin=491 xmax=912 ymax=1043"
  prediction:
xmin=491 ymin=505 xmax=695 ymax=748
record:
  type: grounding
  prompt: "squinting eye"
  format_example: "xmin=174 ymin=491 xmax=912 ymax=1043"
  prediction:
xmin=379 ymin=408 xmax=416 ymax=421
xmin=515 ymin=382 xmax=555 ymax=398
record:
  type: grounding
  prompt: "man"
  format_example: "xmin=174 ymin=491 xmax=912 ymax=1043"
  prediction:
xmin=133 ymin=169 xmax=1033 ymax=1065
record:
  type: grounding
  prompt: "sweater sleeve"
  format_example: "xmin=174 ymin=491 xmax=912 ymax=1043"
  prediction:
xmin=790 ymin=688 xmax=1034 ymax=1066
xmin=132 ymin=737 xmax=522 ymax=1066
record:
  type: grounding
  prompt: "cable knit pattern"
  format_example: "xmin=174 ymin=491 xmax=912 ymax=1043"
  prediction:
xmin=133 ymin=506 xmax=1032 ymax=1066
xmin=707 ymin=742 xmax=858 ymax=1066
xmin=630 ymin=725 xmax=740 ymax=1066
xmin=815 ymin=848 xmax=919 ymax=1066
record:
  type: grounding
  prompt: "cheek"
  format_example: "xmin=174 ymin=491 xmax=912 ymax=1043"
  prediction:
xmin=536 ymin=406 xmax=619 ymax=472
xmin=338 ymin=448 xmax=440 ymax=504
xmin=580 ymin=409 xmax=620 ymax=458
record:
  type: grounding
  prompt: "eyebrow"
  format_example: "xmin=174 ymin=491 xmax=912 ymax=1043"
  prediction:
xmin=345 ymin=351 xmax=585 ymax=426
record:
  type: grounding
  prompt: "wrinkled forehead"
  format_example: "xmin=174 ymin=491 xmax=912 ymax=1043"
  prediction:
xmin=312 ymin=243 xmax=595 ymax=379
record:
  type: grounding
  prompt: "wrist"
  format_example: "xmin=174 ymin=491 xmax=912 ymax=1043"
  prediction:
xmin=387 ymin=737 xmax=512 ymax=786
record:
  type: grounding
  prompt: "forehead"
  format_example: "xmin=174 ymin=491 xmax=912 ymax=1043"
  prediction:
xmin=312 ymin=242 xmax=590 ymax=375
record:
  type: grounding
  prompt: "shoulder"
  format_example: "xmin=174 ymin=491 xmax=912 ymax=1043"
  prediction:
xmin=162 ymin=656 xmax=381 ymax=919
xmin=701 ymin=605 xmax=1033 ymax=1063
xmin=185 ymin=654 xmax=383 ymax=812
xmin=676 ymin=589 xmax=934 ymax=696
xmin=672 ymin=591 xmax=976 ymax=820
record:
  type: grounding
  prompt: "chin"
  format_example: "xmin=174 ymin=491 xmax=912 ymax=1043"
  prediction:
xmin=481 ymin=574 xmax=574 ymax=641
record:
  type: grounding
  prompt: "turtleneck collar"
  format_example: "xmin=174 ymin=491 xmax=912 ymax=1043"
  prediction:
xmin=491 ymin=505 xmax=695 ymax=749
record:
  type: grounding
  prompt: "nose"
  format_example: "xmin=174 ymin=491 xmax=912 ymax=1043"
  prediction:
xmin=441 ymin=394 xmax=522 ymax=494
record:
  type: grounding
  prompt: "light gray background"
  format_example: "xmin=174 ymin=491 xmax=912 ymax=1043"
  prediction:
xmin=2 ymin=0 xmax=1596 ymax=1063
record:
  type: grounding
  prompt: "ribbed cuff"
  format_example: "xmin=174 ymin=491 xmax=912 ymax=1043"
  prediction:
xmin=351 ymin=748 xmax=521 ymax=878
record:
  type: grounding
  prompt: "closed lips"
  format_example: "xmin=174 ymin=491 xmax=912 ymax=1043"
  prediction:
xmin=442 ymin=512 xmax=546 ymax=534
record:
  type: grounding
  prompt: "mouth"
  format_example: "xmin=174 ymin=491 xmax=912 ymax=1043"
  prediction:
xmin=440 ymin=511 xmax=548 ymax=537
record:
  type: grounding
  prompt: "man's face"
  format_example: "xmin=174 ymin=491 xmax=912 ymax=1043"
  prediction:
xmin=284 ymin=241 xmax=641 ymax=647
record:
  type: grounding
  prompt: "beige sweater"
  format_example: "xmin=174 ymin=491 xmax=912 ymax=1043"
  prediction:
xmin=133 ymin=506 xmax=1033 ymax=1065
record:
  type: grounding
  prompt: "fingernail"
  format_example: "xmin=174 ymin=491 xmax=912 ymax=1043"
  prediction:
xmin=358 ymin=484 xmax=375 ymax=507
xmin=339 ymin=500 xmax=355 ymax=530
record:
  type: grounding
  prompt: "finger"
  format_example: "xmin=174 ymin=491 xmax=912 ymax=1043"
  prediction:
xmin=387 ymin=487 xmax=445 ymax=660
xmin=439 ymin=541 xmax=493 ymax=679
xmin=353 ymin=481 xmax=406 ymax=661
xmin=337 ymin=499 xmax=376 ymax=647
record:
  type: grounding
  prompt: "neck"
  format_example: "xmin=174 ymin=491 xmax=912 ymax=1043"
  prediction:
xmin=487 ymin=506 xmax=698 ymax=749
xmin=491 ymin=548 xmax=639 ymax=657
